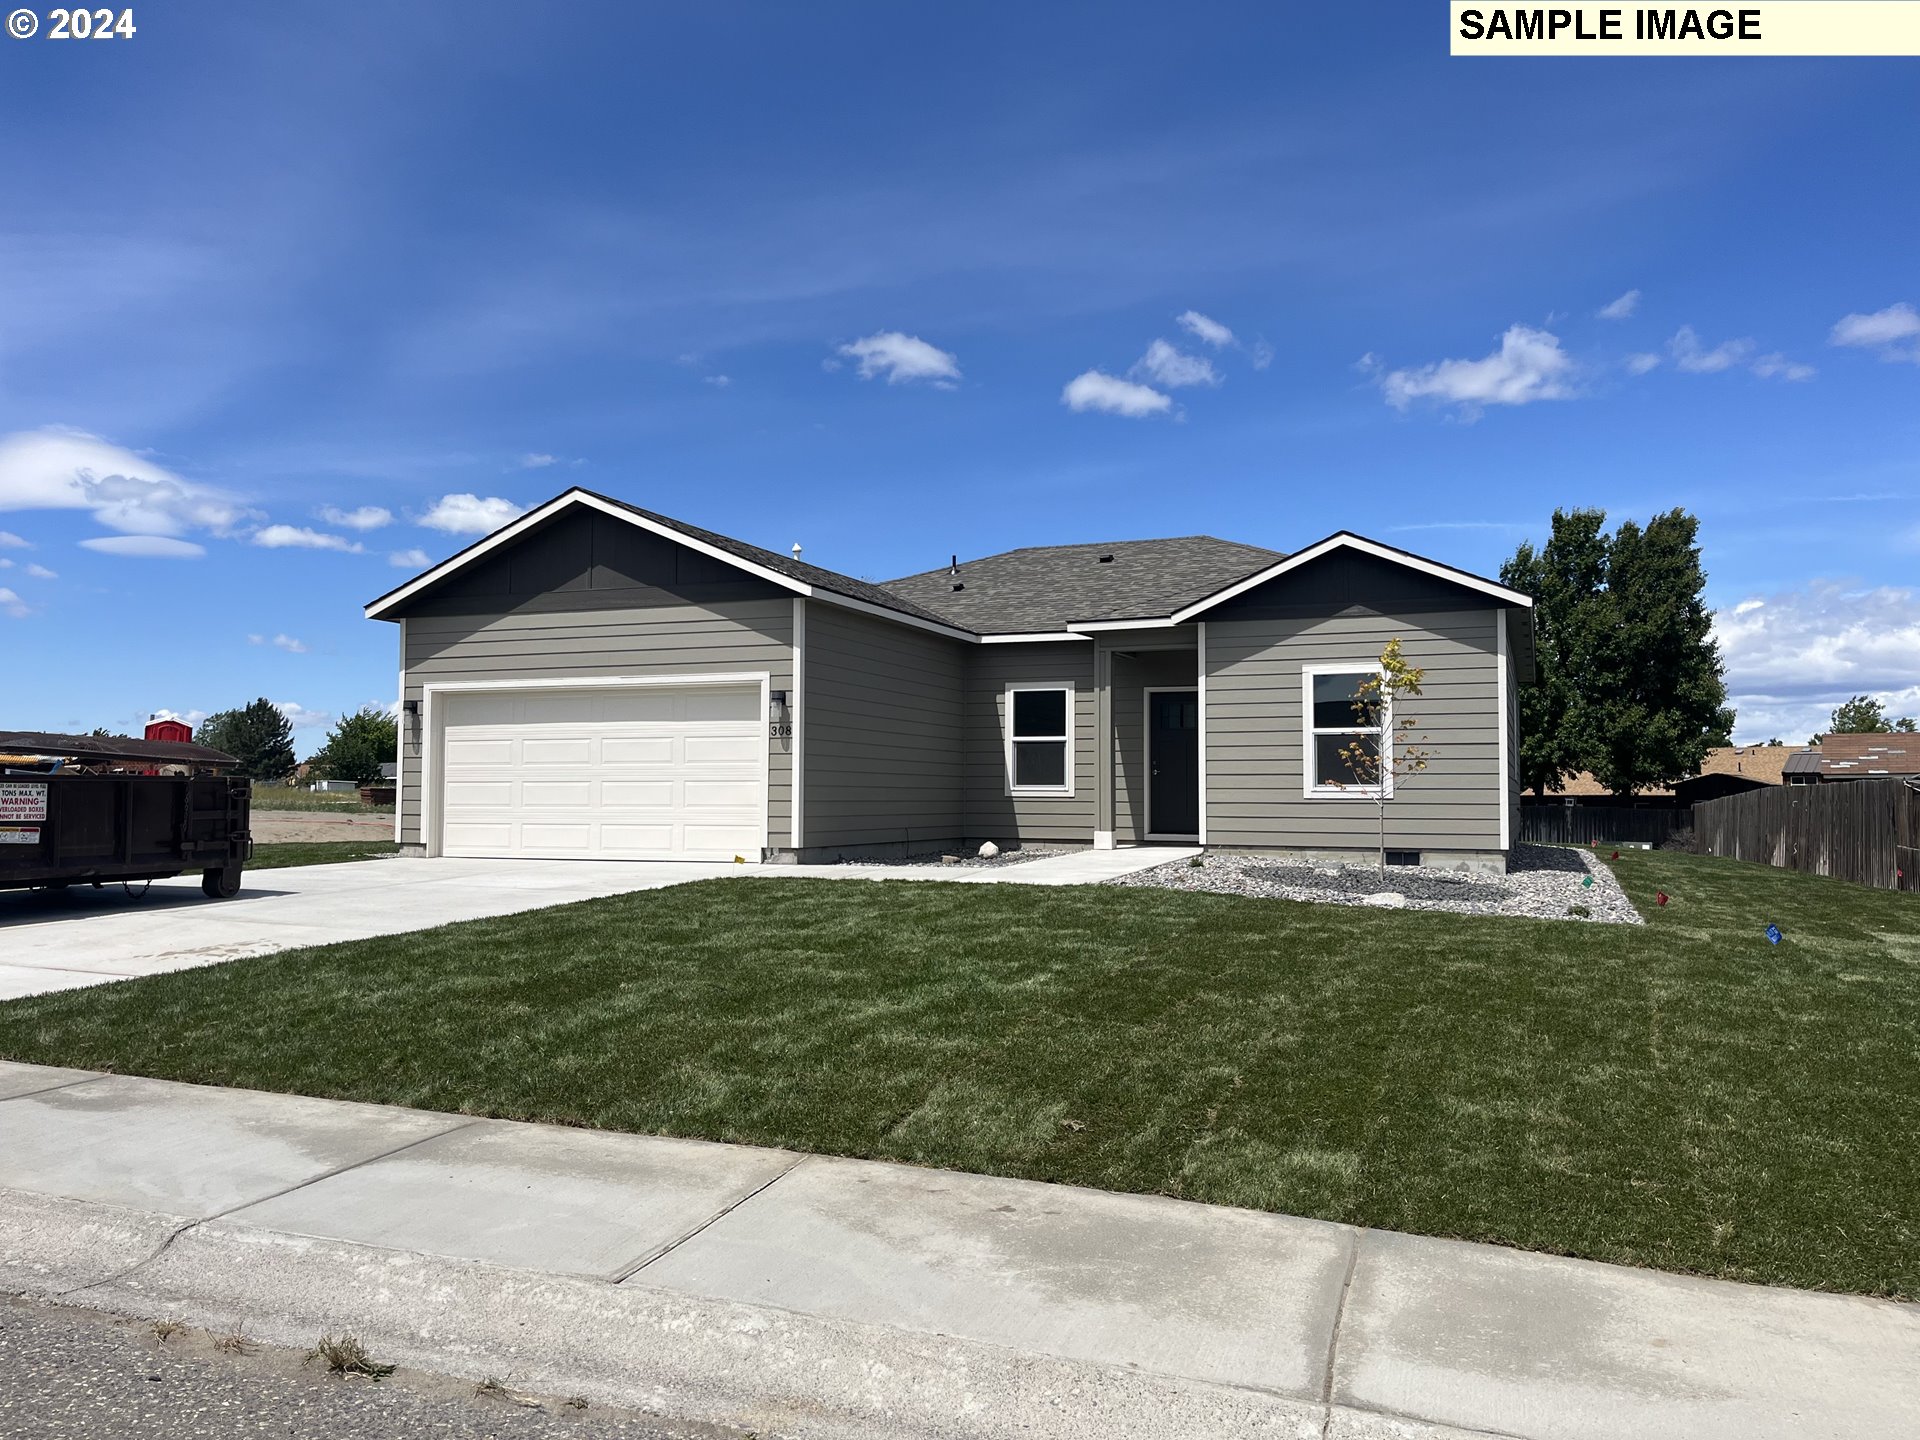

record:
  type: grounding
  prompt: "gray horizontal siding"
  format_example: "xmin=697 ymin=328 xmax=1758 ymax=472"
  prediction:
xmin=1204 ymin=608 xmax=1503 ymax=853
xmin=397 ymin=598 xmax=792 ymax=848
xmin=801 ymin=601 xmax=966 ymax=850
xmin=964 ymin=641 xmax=1096 ymax=844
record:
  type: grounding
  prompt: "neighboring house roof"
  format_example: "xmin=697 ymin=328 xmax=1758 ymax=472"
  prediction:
xmin=1524 ymin=745 xmax=1809 ymax=798
xmin=882 ymin=536 xmax=1284 ymax=634
xmin=1782 ymin=749 xmax=1825 ymax=778
xmin=366 ymin=488 xmax=1533 ymax=643
xmin=1800 ymin=733 xmax=1920 ymax=778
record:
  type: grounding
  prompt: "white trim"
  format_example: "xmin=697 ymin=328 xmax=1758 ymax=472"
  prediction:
xmin=791 ymin=597 xmax=806 ymax=851
xmin=1301 ymin=661 xmax=1390 ymax=800
xmin=1003 ymin=680 xmax=1076 ymax=797
xmin=1168 ymin=533 xmax=1534 ymax=624
xmin=1496 ymin=608 xmax=1511 ymax=851
xmin=979 ymin=631 xmax=1096 ymax=644
xmin=394 ymin=618 xmax=406 ymax=846
xmin=419 ymin=671 xmax=773 ymax=860
xmin=1143 ymin=685 xmax=1201 ymax=842
xmin=1093 ymin=830 xmax=1115 ymax=850
xmin=367 ymin=490 xmax=812 ymax=620
xmin=1066 ymin=617 xmax=1182 ymax=633
xmin=1196 ymin=621 xmax=1208 ymax=845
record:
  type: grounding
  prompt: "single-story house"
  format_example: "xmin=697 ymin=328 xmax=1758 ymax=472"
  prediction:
xmin=366 ymin=488 xmax=1535 ymax=872
xmin=1524 ymin=744 xmax=1808 ymax=809
xmin=1785 ymin=734 xmax=1920 ymax=783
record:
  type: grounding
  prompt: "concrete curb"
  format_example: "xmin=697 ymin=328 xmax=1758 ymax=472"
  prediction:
xmin=18 ymin=1200 xmax=1335 ymax=1440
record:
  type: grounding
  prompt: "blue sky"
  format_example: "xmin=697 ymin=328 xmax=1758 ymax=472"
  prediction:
xmin=2 ymin=2 xmax=1915 ymax=749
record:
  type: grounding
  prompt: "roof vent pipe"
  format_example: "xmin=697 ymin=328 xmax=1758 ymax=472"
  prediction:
xmin=948 ymin=554 xmax=958 ymax=574
xmin=791 ymin=543 xmax=803 ymax=561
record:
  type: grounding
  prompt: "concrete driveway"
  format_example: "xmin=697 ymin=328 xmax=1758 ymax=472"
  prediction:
xmin=0 ymin=857 xmax=748 ymax=1001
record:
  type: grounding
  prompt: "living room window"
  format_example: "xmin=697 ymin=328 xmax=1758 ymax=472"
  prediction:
xmin=1006 ymin=683 xmax=1074 ymax=795
xmin=1303 ymin=665 xmax=1387 ymax=797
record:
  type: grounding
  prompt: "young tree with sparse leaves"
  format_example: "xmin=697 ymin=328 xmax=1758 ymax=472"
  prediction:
xmin=1334 ymin=638 xmax=1436 ymax=874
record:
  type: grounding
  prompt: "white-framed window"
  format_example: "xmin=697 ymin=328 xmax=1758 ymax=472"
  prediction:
xmin=1005 ymin=682 xmax=1074 ymax=796
xmin=1302 ymin=663 xmax=1388 ymax=798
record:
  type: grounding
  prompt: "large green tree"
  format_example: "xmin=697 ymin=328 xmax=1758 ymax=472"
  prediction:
xmin=308 ymin=706 xmax=398 ymax=784
xmin=197 ymin=699 xmax=297 ymax=781
xmin=1501 ymin=508 xmax=1734 ymax=796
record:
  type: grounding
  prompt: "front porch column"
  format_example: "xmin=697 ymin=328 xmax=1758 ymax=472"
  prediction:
xmin=1093 ymin=638 xmax=1115 ymax=848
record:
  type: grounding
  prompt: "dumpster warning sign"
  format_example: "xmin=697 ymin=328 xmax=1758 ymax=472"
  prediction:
xmin=0 ymin=826 xmax=40 ymax=845
xmin=0 ymin=783 xmax=49 ymax=822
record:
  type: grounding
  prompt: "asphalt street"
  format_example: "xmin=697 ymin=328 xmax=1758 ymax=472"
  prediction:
xmin=0 ymin=1296 xmax=726 ymax=1440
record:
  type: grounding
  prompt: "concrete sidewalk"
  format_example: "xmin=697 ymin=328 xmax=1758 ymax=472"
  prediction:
xmin=0 ymin=849 xmax=1191 ymax=1001
xmin=1 ymin=1061 xmax=1913 ymax=1440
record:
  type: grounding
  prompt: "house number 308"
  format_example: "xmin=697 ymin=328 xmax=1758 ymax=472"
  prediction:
xmin=769 ymin=722 xmax=793 ymax=739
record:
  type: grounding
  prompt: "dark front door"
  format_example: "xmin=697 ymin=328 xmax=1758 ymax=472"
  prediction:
xmin=1147 ymin=689 xmax=1200 ymax=837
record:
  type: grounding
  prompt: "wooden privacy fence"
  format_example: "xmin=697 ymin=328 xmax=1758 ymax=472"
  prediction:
xmin=1518 ymin=805 xmax=1693 ymax=848
xmin=1692 ymin=779 xmax=1919 ymax=892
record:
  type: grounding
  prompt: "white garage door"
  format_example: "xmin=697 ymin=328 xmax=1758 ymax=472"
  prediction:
xmin=436 ymin=684 xmax=765 ymax=861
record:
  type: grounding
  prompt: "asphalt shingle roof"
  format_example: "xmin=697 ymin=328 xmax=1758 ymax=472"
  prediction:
xmin=879 ymin=536 xmax=1285 ymax=635
xmin=589 ymin=493 xmax=967 ymax=631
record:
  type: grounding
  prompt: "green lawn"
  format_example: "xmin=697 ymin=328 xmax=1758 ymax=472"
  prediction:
xmin=248 ymin=841 xmax=400 ymax=870
xmin=2 ymin=849 xmax=1914 ymax=1297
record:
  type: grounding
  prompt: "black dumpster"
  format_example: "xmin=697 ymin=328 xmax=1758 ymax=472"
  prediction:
xmin=0 ymin=732 xmax=252 ymax=898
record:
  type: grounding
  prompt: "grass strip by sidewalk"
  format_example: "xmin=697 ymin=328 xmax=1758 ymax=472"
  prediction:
xmin=247 ymin=841 xmax=400 ymax=870
xmin=0 ymin=848 xmax=1914 ymax=1297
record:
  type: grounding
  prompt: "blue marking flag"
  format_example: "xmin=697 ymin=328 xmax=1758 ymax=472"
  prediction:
xmin=1766 ymin=924 xmax=1783 ymax=946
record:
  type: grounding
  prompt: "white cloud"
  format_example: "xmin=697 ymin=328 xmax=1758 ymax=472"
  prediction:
xmin=249 ymin=632 xmax=307 ymax=653
xmin=79 ymin=535 xmax=206 ymax=558
xmin=1175 ymin=311 xmax=1235 ymax=347
xmin=273 ymin=700 xmax=332 ymax=731
xmin=24 ymin=562 xmax=55 ymax=579
xmin=1751 ymin=352 xmax=1816 ymax=383
xmin=1713 ymin=580 xmax=1920 ymax=741
xmin=1667 ymin=326 xmax=1813 ymax=381
xmin=389 ymin=547 xmax=431 ymax=568
xmin=0 ymin=587 xmax=27 ymax=619
xmin=1131 ymin=339 xmax=1220 ymax=389
xmin=316 ymin=504 xmax=393 ymax=531
xmin=1248 ymin=339 xmax=1274 ymax=370
xmin=835 ymin=332 xmax=962 ymax=387
xmin=0 ymin=531 xmax=27 ymax=548
xmin=247 ymin=633 xmax=263 ymax=644
xmin=1667 ymin=325 xmax=1753 ymax=374
xmin=1597 ymin=289 xmax=1641 ymax=320
xmin=1377 ymin=325 xmax=1575 ymax=414
xmin=0 ymin=428 xmax=250 ymax=538
xmin=1060 ymin=370 xmax=1175 ymax=418
xmin=519 ymin=453 xmax=559 ymax=469
xmin=1625 ymin=352 xmax=1662 ymax=375
xmin=418 ymin=493 xmax=527 ymax=534
xmin=1829 ymin=302 xmax=1920 ymax=362
xmin=252 ymin=524 xmax=364 ymax=553
xmin=703 ymin=374 xmax=732 ymax=388
xmin=149 ymin=707 xmax=208 ymax=730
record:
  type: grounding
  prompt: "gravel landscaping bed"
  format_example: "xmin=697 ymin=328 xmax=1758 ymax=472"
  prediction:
xmin=1109 ymin=842 xmax=1643 ymax=923
xmin=836 ymin=845 xmax=1071 ymax=870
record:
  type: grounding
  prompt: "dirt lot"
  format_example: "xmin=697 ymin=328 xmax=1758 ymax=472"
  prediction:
xmin=251 ymin=811 xmax=394 ymax=843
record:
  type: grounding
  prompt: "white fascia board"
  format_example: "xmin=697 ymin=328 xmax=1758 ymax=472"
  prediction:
xmin=365 ymin=490 xmax=813 ymax=620
xmin=978 ymin=630 xmax=1096 ymax=644
xmin=1168 ymin=533 xmax=1534 ymax=624
xmin=1064 ymin=616 xmax=1183 ymax=633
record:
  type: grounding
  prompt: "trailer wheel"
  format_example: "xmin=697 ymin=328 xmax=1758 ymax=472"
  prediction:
xmin=202 ymin=865 xmax=243 ymax=899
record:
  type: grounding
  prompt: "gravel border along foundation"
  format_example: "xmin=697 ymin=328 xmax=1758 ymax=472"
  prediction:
xmin=1109 ymin=842 xmax=1643 ymax=923
xmin=834 ymin=845 xmax=1071 ymax=870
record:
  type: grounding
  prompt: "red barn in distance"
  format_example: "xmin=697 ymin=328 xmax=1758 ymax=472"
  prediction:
xmin=144 ymin=716 xmax=193 ymax=744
